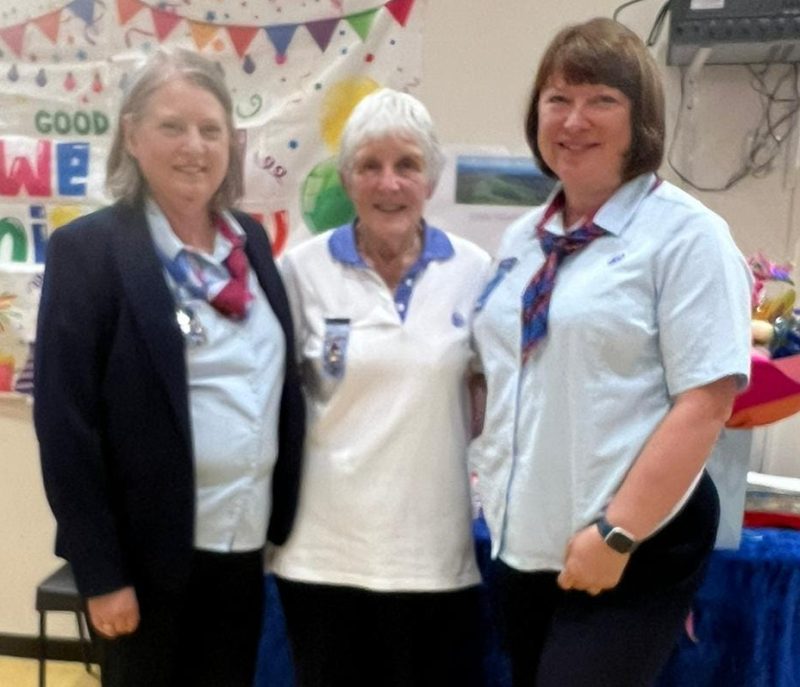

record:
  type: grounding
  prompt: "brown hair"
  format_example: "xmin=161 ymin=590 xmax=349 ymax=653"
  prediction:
xmin=525 ymin=17 xmax=664 ymax=182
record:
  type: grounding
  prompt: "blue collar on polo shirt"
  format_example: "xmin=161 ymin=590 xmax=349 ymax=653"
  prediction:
xmin=328 ymin=219 xmax=455 ymax=321
xmin=328 ymin=220 xmax=454 ymax=267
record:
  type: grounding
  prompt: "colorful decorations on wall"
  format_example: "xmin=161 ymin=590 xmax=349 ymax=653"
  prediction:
xmin=0 ymin=0 xmax=426 ymax=395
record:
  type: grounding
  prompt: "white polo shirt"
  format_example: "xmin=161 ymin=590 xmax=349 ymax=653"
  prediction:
xmin=469 ymin=173 xmax=753 ymax=570
xmin=270 ymin=222 xmax=490 ymax=591
xmin=147 ymin=201 xmax=285 ymax=552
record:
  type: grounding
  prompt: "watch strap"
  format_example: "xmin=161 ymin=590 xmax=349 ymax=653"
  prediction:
xmin=595 ymin=515 xmax=637 ymax=554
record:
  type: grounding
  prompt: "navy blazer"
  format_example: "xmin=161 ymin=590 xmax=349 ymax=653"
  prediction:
xmin=34 ymin=202 xmax=305 ymax=598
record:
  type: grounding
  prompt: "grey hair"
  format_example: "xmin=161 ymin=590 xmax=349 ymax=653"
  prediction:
xmin=338 ymin=88 xmax=445 ymax=190
xmin=105 ymin=47 xmax=243 ymax=210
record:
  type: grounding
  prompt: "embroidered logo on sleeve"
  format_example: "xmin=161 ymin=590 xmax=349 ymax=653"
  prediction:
xmin=474 ymin=257 xmax=518 ymax=313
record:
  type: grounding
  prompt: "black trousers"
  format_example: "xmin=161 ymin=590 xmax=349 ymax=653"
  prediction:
xmin=94 ymin=549 xmax=265 ymax=687
xmin=276 ymin=578 xmax=486 ymax=687
xmin=491 ymin=471 xmax=720 ymax=687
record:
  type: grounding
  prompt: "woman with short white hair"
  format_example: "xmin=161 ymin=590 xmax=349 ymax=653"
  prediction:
xmin=271 ymin=88 xmax=490 ymax=687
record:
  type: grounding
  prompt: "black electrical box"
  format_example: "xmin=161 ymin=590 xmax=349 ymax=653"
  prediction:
xmin=668 ymin=0 xmax=800 ymax=65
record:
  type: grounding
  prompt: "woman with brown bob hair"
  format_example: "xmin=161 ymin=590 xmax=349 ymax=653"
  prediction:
xmin=470 ymin=17 xmax=752 ymax=685
xmin=525 ymin=17 xmax=666 ymax=184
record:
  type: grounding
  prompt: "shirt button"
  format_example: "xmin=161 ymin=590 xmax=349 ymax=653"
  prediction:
xmin=396 ymin=302 xmax=406 ymax=312
xmin=405 ymin=278 xmax=413 ymax=286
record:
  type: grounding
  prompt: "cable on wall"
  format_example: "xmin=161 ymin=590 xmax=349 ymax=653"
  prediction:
xmin=667 ymin=63 xmax=800 ymax=192
xmin=612 ymin=0 xmax=669 ymax=46
xmin=645 ymin=1 xmax=670 ymax=47
xmin=612 ymin=0 xmax=647 ymax=21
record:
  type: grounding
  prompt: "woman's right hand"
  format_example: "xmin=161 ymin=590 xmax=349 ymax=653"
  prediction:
xmin=87 ymin=586 xmax=140 ymax=638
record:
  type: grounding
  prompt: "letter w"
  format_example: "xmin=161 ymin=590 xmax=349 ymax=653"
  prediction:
xmin=0 ymin=139 xmax=52 ymax=196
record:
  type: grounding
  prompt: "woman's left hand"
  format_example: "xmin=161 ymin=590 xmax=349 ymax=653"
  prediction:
xmin=557 ymin=524 xmax=629 ymax=595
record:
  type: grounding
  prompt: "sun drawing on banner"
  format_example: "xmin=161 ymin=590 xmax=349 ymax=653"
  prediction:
xmin=302 ymin=75 xmax=380 ymax=234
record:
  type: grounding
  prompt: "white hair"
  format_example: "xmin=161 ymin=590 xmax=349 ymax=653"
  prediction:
xmin=338 ymin=88 xmax=445 ymax=190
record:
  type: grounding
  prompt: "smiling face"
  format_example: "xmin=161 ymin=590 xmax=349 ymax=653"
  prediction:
xmin=124 ymin=77 xmax=230 ymax=216
xmin=344 ymin=135 xmax=432 ymax=241
xmin=537 ymin=75 xmax=632 ymax=204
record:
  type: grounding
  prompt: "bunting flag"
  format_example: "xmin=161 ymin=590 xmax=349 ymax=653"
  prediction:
xmin=385 ymin=0 xmax=415 ymax=27
xmin=33 ymin=12 xmax=61 ymax=44
xmin=190 ymin=21 xmax=219 ymax=51
xmin=0 ymin=0 xmax=96 ymax=56
xmin=0 ymin=0 xmax=417 ymax=62
xmin=347 ymin=9 xmax=380 ymax=42
xmin=306 ymin=18 xmax=340 ymax=52
xmin=151 ymin=7 xmax=182 ymax=42
xmin=66 ymin=0 xmax=97 ymax=25
xmin=0 ymin=25 xmax=26 ymax=57
xmin=227 ymin=25 xmax=259 ymax=59
xmin=117 ymin=0 xmax=145 ymax=25
xmin=265 ymin=24 xmax=299 ymax=60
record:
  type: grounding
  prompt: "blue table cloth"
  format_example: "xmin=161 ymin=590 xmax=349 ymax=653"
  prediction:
xmin=657 ymin=527 xmax=800 ymax=687
xmin=255 ymin=526 xmax=800 ymax=687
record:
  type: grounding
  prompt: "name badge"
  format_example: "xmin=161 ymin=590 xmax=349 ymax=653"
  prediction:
xmin=323 ymin=318 xmax=350 ymax=379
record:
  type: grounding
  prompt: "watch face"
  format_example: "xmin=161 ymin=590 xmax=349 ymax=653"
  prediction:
xmin=606 ymin=528 xmax=635 ymax=554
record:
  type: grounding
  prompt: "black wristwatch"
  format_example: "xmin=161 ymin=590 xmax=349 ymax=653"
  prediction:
xmin=595 ymin=515 xmax=637 ymax=554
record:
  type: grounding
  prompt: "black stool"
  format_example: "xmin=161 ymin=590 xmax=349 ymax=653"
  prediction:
xmin=35 ymin=562 xmax=96 ymax=687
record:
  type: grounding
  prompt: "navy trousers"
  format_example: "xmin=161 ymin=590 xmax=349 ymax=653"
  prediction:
xmin=95 ymin=549 xmax=265 ymax=687
xmin=491 ymin=472 xmax=720 ymax=687
xmin=276 ymin=578 xmax=486 ymax=687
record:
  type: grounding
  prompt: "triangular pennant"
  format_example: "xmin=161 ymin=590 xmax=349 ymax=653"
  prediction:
xmin=305 ymin=18 xmax=338 ymax=52
xmin=227 ymin=25 xmax=258 ymax=58
xmin=117 ymin=0 xmax=144 ymax=26
xmin=385 ymin=0 xmax=415 ymax=27
xmin=34 ymin=10 xmax=61 ymax=43
xmin=0 ymin=24 xmax=25 ymax=57
xmin=66 ymin=0 xmax=96 ymax=25
xmin=150 ymin=7 xmax=182 ymax=42
xmin=345 ymin=8 xmax=378 ymax=42
xmin=264 ymin=24 xmax=298 ymax=58
xmin=189 ymin=21 xmax=217 ymax=50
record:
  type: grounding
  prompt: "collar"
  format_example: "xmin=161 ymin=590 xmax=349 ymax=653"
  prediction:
xmin=145 ymin=197 xmax=246 ymax=262
xmin=327 ymin=219 xmax=455 ymax=267
xmin=537 ymin=173 xmax=660 ymax=238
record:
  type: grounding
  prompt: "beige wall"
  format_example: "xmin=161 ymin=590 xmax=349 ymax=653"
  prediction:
xmin=420 ymin=1 xmax=800 ymax=263
xmin=0 ymin=398 xmax=72 ymax=636
xmin=3 ymin=0 xmax=800 ymax=638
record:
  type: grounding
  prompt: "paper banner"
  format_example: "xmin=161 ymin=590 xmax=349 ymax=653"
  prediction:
xmin=0 ymin=264 xmax=43 ymax=396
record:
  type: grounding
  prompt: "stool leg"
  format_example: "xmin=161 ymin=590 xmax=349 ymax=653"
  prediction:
xmin=38 ymin=611 xmax=46 ymax=687
xmin=75 ymin=610 xmax=93 ymax=674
